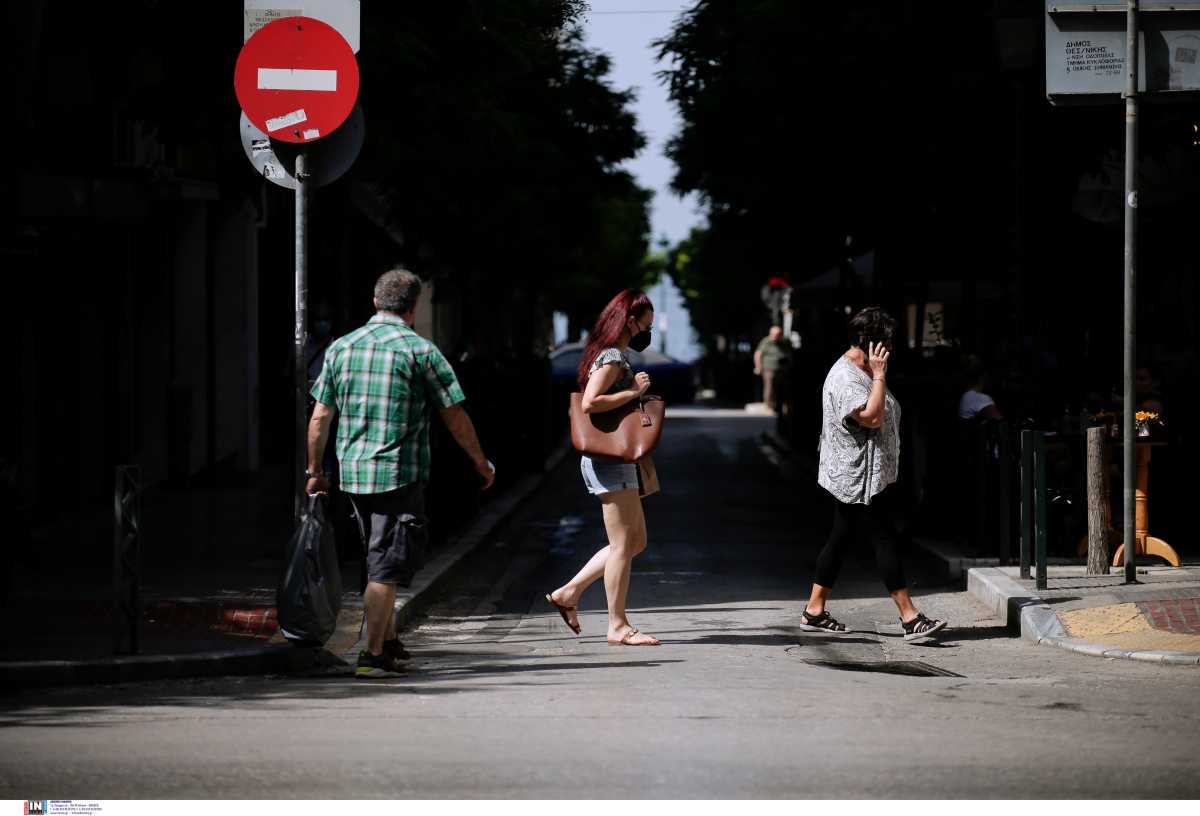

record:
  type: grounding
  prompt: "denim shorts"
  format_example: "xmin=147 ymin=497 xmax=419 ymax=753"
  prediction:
xmin=580 ymin=454 xmax=638 ymax=495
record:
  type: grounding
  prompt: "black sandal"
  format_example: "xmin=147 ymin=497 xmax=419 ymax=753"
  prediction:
xmin=799 ymin=608 xmax=849 ymax=634
xmin=901 ymin=613 xmax=947 ymax=641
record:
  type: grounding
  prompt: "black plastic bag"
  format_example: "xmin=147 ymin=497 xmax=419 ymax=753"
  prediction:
xmin=277 ymin=495 xmax=343 ymax=646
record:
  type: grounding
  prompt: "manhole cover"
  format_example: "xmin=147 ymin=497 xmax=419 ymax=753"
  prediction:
xmin=803 ymin=659 xmax=963 ymax=678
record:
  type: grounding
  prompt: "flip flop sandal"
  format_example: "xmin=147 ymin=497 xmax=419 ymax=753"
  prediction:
xmin=608 ymin=628 xmax=660 ymax=646
xmin=545 ymin=593 xmax=581 ymax=634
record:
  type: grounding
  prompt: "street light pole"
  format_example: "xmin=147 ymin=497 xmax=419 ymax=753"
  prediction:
xmin=1122 ymin=0 xmax=1139 ymax=584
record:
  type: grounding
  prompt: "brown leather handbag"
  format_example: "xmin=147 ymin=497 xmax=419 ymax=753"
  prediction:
xmin=569 ymin=393 xmax=666 ymax=463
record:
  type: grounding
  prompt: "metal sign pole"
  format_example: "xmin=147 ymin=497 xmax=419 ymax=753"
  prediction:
xmin=113 ymin=465 xmax=142 ymax=655
xmin=294 ymin=148 xmax=310 ymax=527
xmin=1122 ymin=0 xmax=1140 ymax=584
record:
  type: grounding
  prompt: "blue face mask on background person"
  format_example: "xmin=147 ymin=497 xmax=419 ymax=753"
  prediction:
xmin=314 ymin=319 xmax=333 ymax=340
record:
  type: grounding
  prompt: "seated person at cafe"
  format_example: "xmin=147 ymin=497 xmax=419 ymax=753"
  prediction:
xmin=958 ymin=356 xmax=1003 ymax=422
xmin=1135 ymin=365 xmax=1164 ymax=416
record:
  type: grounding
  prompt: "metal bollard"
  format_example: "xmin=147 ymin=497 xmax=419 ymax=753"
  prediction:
xmin=997 ymin=423 xmax=1012 ymax=566
xmin=1020 ymin=430 xmax=1033 ymax=580
xmin=113 ymin=465 xmax=142 ymax=655
xmin=1033 ymin=433 xmax=1048 ymax=591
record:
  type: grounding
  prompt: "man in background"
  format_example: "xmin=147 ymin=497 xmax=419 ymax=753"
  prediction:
xmin=754 ymin=325 xmax=792 ymax=414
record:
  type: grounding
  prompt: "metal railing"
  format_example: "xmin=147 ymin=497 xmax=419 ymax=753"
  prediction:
xmin=1019 ymin=431 xmax=1048 ymax=590
xmin=972 ymin=421 xmax=1013 ymax=566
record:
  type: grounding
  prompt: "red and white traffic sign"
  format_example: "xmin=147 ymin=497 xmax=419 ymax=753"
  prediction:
xmin=234 ymin=15 xmax=359 ymax=144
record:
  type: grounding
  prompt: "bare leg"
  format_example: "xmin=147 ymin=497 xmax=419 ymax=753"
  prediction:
xmin=806 ymin=583 xmax=832 ymax=616
xmin=889 ymin=587 xmax=920 ymax=623
xmin=552 ymin=492 xmax=652 ymax=629
xmin=601 ymin=489 xmax=658 ymax=645
xmin=552 ymin=545 xmax=609 ymax=609
xmin=618 ymin=500 xmax=648 ymax=606
xmin=363 ymin=581 xmax=397 ymax=655
xmin=384 ymin=604 xmax=397 ymax=642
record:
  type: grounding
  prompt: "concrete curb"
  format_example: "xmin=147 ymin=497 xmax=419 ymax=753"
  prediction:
xmin=0 ymin=645 xmax=322 ymax=691
xmin=966 ymin=567 xmax=1200 ymax=667
xmin=915 ymin=539 xmax=1000 ymax=585
xmin=913 ymin=538 xmax=1079 ymax=586
xmin=1 ymin=439 xmax=573 ymax=691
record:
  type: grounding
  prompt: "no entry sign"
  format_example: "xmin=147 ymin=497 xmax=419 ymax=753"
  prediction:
xmin=234 ymin=15 xmax=359 ymax=144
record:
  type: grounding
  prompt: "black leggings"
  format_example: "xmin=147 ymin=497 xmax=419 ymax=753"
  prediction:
xmin=813 ymin=489 xmax=909 ymax=593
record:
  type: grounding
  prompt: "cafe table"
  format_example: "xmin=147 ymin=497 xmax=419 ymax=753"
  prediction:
xmin=1078 ymin=436 xmax=1180 ymax=567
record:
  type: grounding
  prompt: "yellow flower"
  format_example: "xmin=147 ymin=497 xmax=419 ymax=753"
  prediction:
xmin=1135 ymin=411 xmax=1159 ymax=422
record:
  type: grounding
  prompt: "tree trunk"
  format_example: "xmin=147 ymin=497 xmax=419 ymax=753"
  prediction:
xmin=1086 ymin=427 xmax=1110 ymax=575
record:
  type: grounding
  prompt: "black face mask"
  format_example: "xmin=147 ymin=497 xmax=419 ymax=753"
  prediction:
xmin=629 ymin=324 xmax=652 ymax=352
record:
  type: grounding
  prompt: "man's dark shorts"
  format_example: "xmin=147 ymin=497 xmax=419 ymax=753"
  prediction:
xmin=347 ymin=483 xmax=427 ymax=586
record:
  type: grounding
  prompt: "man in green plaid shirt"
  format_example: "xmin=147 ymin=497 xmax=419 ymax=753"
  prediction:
xmin=305 ymin=268 xmax=494 ymax=678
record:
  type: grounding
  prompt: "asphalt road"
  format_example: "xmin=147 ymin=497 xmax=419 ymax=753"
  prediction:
xmin=3 ymin=409 xmax=1198 ymax=798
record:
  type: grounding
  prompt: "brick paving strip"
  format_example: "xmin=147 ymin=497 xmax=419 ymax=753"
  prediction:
xmin=1138 ymin=597 xmax=1200 ymax=636
xmin=1059 ymin=598 xmax=1200 ymax=655
xmin=51 ymin=599 xmax=282 ymax=641
xmin=144 ymin=601 xmax=279 ymax=639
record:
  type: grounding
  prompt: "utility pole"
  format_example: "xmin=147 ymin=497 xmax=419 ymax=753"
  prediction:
xmin=1122 ymin=0 xmax=1139 ymax=584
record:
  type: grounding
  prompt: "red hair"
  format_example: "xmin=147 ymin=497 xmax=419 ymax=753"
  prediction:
xmin=578 ymin=289 xmax=654 ymax=390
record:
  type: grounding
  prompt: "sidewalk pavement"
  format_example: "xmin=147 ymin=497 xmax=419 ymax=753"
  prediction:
xmin=966 ymin=564 xmax=1200 ymax=666
xmin=760 ymin=426 xmax=1200 ymax=667
xmin=1 ymin=443 xmax=569 ymax=691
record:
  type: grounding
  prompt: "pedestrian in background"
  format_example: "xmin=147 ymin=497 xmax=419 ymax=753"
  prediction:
xmin=546 ymin=289 xmax=661 ymax=646
xmin=801 ymin=307 xmax=947 ymax=640
xmin=754 ymin=325 xmax=792 ymax=414
xmin=306 ymin=268 xmax=496 ymax=678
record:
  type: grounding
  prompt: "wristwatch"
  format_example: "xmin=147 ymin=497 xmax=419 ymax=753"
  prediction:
xmin=304 ymin=469 xmax=325 ymax=478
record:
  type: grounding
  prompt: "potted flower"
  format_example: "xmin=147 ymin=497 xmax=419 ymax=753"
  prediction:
xmin=1135 ymin=410 xmax=1162 ymax=438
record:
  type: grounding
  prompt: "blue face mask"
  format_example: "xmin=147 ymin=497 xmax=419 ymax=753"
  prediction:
xmin=314 ymin=319 xmax=332 ymax=339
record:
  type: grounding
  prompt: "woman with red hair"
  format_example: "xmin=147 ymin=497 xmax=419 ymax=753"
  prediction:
xmin=545 ymin=289 xmax=660 ymax=646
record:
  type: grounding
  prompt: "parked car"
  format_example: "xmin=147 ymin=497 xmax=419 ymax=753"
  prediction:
xmin=549 ymin=341 xmax=696 ymax=406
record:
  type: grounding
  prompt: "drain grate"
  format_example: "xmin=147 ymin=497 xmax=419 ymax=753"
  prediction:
xmin=803 ymin=659 xmax=964 ymax=678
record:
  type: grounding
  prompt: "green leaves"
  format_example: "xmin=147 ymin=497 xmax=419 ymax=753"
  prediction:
xmin=356 ymin=1 xmax=652 ymax=330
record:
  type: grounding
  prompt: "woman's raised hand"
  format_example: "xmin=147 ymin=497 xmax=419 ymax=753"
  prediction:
xmin=868 ymin=342 xmax=889 ymax=381
xmin=634 ymin=371 xmax=652 ymax=396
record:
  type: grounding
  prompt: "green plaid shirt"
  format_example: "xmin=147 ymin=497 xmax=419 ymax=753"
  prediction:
xmin=311 ymin=314 xmax=465 ymax=494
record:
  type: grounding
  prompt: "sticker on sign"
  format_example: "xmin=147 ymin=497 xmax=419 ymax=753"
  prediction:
xmin=245 ymin=7 xmax=302 ymax=40
xmin=266 ymin=108 xmax=307 ymax=133
xmin=244 ymin=1 xmax=360 ymax=52
xmin=238 ymin=106 xmax=364 ymax=190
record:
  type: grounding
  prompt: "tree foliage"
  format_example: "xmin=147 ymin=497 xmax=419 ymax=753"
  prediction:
xmin=355 ymin=1 xmax=652 ymax=336
xmin=664 ymin=223 xmax=763 ymax=353
xmin=655 ymin=1 xmax=1019 ymax=348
